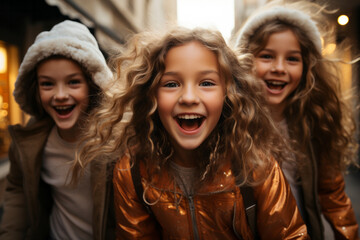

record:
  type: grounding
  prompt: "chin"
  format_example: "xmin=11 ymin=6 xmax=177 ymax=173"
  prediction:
xmin=179 ymin=142 xmax=202 ymax=151
xmin=56 ymin=123 xmax=77 ymax=131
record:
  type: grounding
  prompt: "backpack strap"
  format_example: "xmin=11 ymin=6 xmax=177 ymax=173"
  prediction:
xmin=130 ymin=160 xmax=153 ymax=216
xmin=240 ymin=186 xmax=259 ymax=239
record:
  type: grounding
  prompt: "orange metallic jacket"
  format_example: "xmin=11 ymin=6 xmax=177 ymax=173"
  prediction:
xmin=113 ymin=156 xmax=309 ymax=239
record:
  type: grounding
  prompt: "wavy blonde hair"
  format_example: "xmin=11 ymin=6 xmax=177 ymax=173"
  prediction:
xmin=73 ymin=27 xmax=288 ymax=186
xmin=239 ymin=0 xmax=358 ymax=173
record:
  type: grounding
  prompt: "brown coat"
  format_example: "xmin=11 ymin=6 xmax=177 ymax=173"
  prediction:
xmin=113 ymin=155 xmax=309 ymax=239
xmin=299 ymin=143 xmax=359 ymax=240
xmin=0 ymin=118 xmax=115 ymax=239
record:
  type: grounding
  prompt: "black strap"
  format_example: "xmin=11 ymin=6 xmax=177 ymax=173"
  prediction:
xmin=130 ymin=160 xmax=153 ymax=215
xmin=240 ymin=186 xmax=259 ymax=239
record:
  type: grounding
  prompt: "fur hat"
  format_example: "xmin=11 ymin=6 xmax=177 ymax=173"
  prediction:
xmin=235 ymin=1 xmax=322 ymax=53
xmin=13 ymin=20 xmax=113 ymax=116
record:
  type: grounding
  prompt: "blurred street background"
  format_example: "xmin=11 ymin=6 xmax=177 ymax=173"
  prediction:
xmin=0 ymin=0 xmax=359 ymax=230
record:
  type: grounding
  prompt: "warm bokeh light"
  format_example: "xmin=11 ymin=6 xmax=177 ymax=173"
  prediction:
xmin=177 ymin=0 xmax=234 ymax=41
xmin=0 ymin=47 xmax=7 ymax=73
xmin=337 ymin=15 xmax=349 ymax=26
xmin=322 ymin=43 xmax=336 ymax=55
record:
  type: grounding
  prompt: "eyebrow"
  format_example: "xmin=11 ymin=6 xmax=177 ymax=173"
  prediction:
xmin=37 ymin=72 xmax=84 ymax=79
xmin=262 ymin=48 xmax=302 ymax=54
xmin=163 ymin=70 xmax=220 ymax=76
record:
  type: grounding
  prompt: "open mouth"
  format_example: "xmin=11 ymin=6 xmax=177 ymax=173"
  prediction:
xmin=53 ymin=105 xmax=75 ymax=116
xmin=176 ymin=114 xmax=205 ymax=131
xmin=265 ymin=80 xmax=287 ymax=91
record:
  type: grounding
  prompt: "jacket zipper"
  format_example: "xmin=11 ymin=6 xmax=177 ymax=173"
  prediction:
xmin=188 ymin=195 xmax=200 ymax=240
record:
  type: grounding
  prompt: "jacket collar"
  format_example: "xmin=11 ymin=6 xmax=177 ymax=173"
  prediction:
xmin=8 ymin=117 xmax=54 ymax=176
xmin=140 ymin=160 xmax=236 ymax=195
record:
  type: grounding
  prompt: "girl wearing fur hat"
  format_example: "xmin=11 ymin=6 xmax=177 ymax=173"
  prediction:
xmin=74 ymin=26 xmax=309 ymax=239
xmin=0 ymin=20 xmax=115 ymax=239
xmin=235 ymin=0 xmax=359 ymax=239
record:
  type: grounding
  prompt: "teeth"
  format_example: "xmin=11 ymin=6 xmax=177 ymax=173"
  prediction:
xmin=55 ymin=106 xmax=72 ymax=110
xmin=177 ymin=114 xmax=202 ymax=120
xmin=266 ymin=81 xmax=286 ymax=86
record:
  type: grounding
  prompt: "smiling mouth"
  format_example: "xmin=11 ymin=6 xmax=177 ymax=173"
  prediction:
xmin=265 ymin=80 xmax=287 ymax=90
xmin=176 ymin=114 xmax=205 ymax=131
xmin=54 ymin=105 xmax=75 ymax=116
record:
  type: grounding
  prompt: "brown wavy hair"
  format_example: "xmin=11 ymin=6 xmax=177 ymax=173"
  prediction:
xmin=239 ymin=2 xmax=358 ymax=173
xmin=73 ymin=27 xmax=289 ymax=186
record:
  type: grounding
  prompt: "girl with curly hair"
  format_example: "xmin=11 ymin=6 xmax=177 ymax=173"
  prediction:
xmin=74 ymin=26 xmax=309 ymax=239
xmin=234 ymin=0 xmax=359 ymax=239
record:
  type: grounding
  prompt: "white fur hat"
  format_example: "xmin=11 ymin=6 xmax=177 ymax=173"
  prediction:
xmin=13 ymin=20 xmax=113 ymax=116
xmin=235 ymin=2 xmax=322 ymax=53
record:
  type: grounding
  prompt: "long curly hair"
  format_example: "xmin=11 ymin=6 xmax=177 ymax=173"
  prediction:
xmin=73 ymin=27 xmax=288 ymax=186
xmin=240 ymin=1 xmax=358 ymax=173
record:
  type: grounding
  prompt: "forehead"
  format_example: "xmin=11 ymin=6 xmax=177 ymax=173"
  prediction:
xmin=164 ymin=41 xmax=219 ymax=70
xmin=265 ymin=30 xmax=301 ymax=51
xmin=38 ymin=56 xmax=80 ymax=68
xmin=36 ymin=57 xmax=86 ymax=77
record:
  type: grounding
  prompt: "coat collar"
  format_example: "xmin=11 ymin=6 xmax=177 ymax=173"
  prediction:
xmin=140 ymin=160 xmax=236 ymax=195
xmin=8 ymin=117 xmax=54 ymax=178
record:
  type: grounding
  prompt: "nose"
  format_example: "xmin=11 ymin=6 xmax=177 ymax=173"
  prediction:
xmin=178 ymin=84 xmax=200 ymax=105
xmin=54 ymin=85 xmax=69 ymax=101
xmin=271 ymin=58 xmax=286 ymax=74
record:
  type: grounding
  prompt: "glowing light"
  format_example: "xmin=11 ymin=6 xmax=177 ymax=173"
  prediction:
xmin=322 ymin=43 xmax=336 ymax=55
xmin=0 ymin=47 xmax=7 ymax=73
xmin=337 ymin=15 xmax=349 ymax=26
xmin=1 ymin=110 xmax=8 ymax=117
xmin=177 ymin=0 xmax=234 ymax=41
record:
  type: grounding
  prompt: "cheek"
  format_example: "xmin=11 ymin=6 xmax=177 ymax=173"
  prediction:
xmin=211 ymin=105 xmax=223 ymax=122
xmin=38 ymin=90 xmax=50 ymax=105
xmin=80 ymin=96 xmax=90 ymax=111
xmin=208 ymin=94 xmax=225 ymax=118
xmin=156 ymin=93 xmax=173 ymax=119
xmin=77 ymin=87 xmax=90 ymax=104
xmin=292 ymin=66 xmax=304 ymax=86
xmin=254 ymin=61 xmax=267 ymax=79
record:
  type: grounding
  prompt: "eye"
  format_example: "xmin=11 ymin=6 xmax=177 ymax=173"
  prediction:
xmin=287 ymin=56 xmax=301 ymax=62
xmin=69 ymin=79 xmax=81 ymax=85
xmin=163 ymin=81 xmax=179 ymax=88
xmin=200 ymin=80 xmax=215 ymax=87
xmin=258 ymin=54 xmax=273 ymax=60
xmin=38 ymin=80 xmax=53 ymax=88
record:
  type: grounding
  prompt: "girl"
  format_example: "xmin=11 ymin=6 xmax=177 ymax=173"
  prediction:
xmin=76 ymin=27 xmax=309 ymax=239
xmin=0 ymin=20 xmax=115 ymax=239
xmin=235 ymin=1 xmax=359 ymax=239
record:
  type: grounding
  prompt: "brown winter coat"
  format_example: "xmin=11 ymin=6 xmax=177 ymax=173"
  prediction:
xmin=0 ymin=118 xmax=115 ymax=239
xmin=299 ymin=143 xmax=359 ymax=240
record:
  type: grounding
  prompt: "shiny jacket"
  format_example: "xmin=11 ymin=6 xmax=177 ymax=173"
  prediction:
xmin=0 ymin=118 xmax=115 ymax=240
xmin=113 ymin=155 xmax=309 ymax=239
xmin=299 ymin=143 xmax=359 ymax=240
